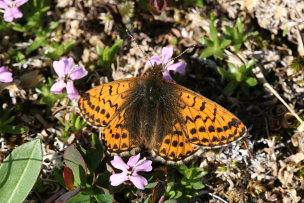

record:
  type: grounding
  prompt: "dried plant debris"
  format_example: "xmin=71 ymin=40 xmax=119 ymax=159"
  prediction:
xmin=216 ymin=0 xmax=304 ymax=45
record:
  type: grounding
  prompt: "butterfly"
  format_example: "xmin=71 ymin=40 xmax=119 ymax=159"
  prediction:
xmin=78 ymin=64 xmax=247 ymax=165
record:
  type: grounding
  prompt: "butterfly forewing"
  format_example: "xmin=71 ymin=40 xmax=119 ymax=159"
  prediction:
xmin=79 ymin=78 xmax=141 ymax=127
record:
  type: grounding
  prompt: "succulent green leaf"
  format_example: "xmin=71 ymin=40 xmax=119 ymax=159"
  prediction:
xmin=0 ymin=139 xmax=42 ymax=203
xmin=245 ymin=77 xmax=258 ymax=86
xmin=64 ymin=144 xmax=88 ymax=186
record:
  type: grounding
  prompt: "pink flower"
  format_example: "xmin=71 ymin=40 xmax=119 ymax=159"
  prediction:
xmin=150 ymin=46 xmax=186 ymax=82
xmin=110 ymin=154 xmax=152 ymax=190
xmin=0 ymin=66 xmax=13 ymax=83
xmin=0 ymin=0 xmax=28 ymax=22
xmin=148 ymin=0 xmax=167 ymax=15
xmin=50 ymin=58 xmax=88 ymax=100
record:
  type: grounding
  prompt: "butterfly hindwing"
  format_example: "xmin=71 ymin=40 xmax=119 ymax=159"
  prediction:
xmin=102 ymin=109 xmax=139 ymax=154
xmin=152 ymin=120 xmax=201 ymax=164
xmin=171 ymin=83 xmax=247 ymax=148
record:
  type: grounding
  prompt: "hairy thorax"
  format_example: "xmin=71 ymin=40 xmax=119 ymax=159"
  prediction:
xmin=124 ymin=70 xmax=181 ymax=150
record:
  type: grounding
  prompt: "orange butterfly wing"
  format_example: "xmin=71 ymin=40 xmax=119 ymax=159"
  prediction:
xmin=152 ymin=83 xmax=247 ymax=164
xmin=79 ymin=78 xmax=140 ymax=127
xmin=172 ymin=83 xmax=247 ymax=148
xmin=151 ymin=120 xmax=201 ymax=164
xmin=79 ymin=78 xmax=143 ymax=154
xmin=102 ymin=108 xmax=139 ymax=154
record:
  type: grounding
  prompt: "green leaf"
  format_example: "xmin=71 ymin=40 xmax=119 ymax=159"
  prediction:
xmin=247 ymin=59 xmax=256 ymax=67
xmin=1 ymin=125 xmax=27 ymax=134
xmin=214 ymin=49 xmax=225 ymax=59
xmin=92 ymin=134 xmax=103 ymax=149
xmin=224 ymin=18 xmax=255 ymax=52
xmin=239 ymin=64 xmax=247 ymax=74
xmin=45 ymin=40 xmax=75 ymax=59
xmin=283 ymin=27 xmax=289 ymax=37
xmin=64 ymin=144 xmax=88 ymax=186
xmin=109 ymin=39 xmax=123 ymax=60
xmin=145 ymin=181 xmax=158 ymax=189
xmin=25 ymin=35 xmax=47 ymax=55
xmin=95 ymin=193 xmax=114 ymax=203
xmin=97 ymin=39 xmax=123 ymax=69
xmin=227 ymin=63 xmax=238 ymax=73
xmin=196 ymin=0 xmax=204 ymax=7
xmin=244 ymin=60 xmax=256 ymax=75
xmin=164 ymin=200 xmax=178 ymax=203
xmin=245 ymin=77 xmax=258 ymax=86
xmin=37 ymin=78 xmax=66 ymax=112
xmin=85 ymin=147 xmax=103 ymax=173
xmin=219 ymin=39 xmax=231 ymax=49
xmin=209 ymin=19 xmax=218 ymax=42
xmin=191 ymin=181 xmax=205 ymax=190
xmin=200 ymin=47 xmax=214 ymax=58
xmin=54 ymin=167 xmax=66 ymax=187
xmin=191 ymin=168 xmax=207 ymax=179
xmin=224 ymin=81 xmax=238 ymax=95
xmin=0 ymin=139 xmax=43 ymax=203
xmin=177 ymin=164 xmax=189 ymax=176
xmin=235 ymin=72 xmax=243 ymax=82
xmin=217 ymin=67 xmax=230 ymax=80
xmin=174 ymin=190 xmax=183 ymax=199
xmin=181 ymin=177 xmax=189 ymax=185
xmin=205 ymin=39 xmax=214 ymax=47
xmin=217 ymin=166 xmax=228 ymax=172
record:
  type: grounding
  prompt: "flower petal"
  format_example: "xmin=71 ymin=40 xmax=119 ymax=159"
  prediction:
xmin=149 ymin=56 xmax=161 ymax=66
xmin=69 ymin=66 xmax=88 ymax=80
xmin=53 ymin=60 xmax=66 ymax=78
xmin=162 ymin=47 xmax=173 ymax=64
xmin=127 ymin=154 xmax=140 ymax=167
xmin=10 ymin=7 xmax=22 ymax=19
xmin=166 ymin=62 xmax=186 ymax=75
xmin=134 ymin=160 xmax=153 ymax=172
xmin=0 ymin=67 xmax=7 ymax=73
xmin=3 ymin=9 xmax=14 ymax=22
xmin=0 ymin=1 xmax=8 ymax=9
xmin=3 ymin=0 xmax=12 ymax=5
xmin=66 ymin=81 xmax=80 ymax=100
xmin=50 ymin=80 xmax=66 ymax=94
xmin=129 ymin=174 xmax=148 ymax=190
xmin=15 ymin=0 xmax=28 ymax=7
xmin=162 ymin=70 xmax=175 ymax=83
xmin=0 ymin=67 xmax=13 ymax=82
xmin=111 ymin=156 xmax=130 ymax=172
xmin=110 ymin=172 xmax=129 ymax=186
xmin=64 ymin=58 xmax=75 ymax=75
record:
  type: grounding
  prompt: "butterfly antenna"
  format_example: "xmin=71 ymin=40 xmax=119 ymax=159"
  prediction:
xmin=164 ymin=45 xmax=196 ymax=67
xmin=126 ymin=29 xmax=154 ymax=68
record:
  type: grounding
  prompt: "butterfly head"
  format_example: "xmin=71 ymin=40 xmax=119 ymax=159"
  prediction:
xmin=146 ymin=63 xmax=165 ymax=79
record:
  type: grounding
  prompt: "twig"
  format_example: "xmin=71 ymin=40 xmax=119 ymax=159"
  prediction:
xmin=208 ymin=193 xmax=229 ymax=203
xmin=253 ymin=64 xmax=304 ymax=126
